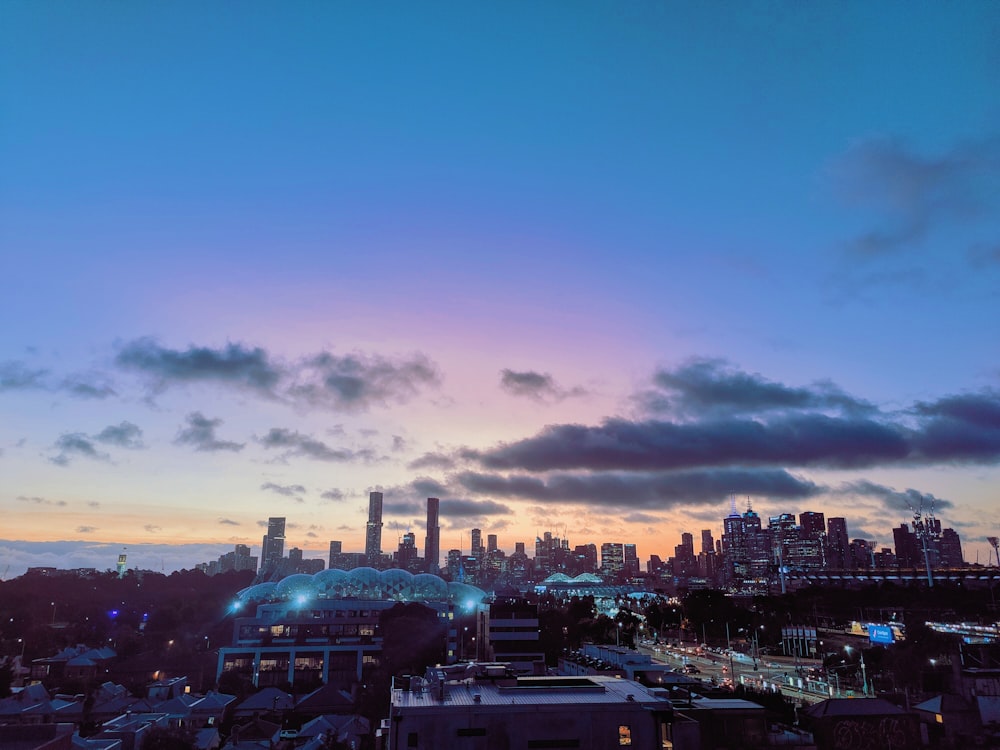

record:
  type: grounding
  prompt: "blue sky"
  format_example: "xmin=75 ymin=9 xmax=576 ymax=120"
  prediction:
xmin=1 ymin=2 xmax=999 ymax=575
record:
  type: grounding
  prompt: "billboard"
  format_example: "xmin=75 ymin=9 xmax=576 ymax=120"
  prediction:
xmin=868 ymin=624 xmax=895 ymax=644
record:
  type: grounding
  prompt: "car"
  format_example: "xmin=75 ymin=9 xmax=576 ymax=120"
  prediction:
xmin=682 ymin=664 xmax=701 ymax=674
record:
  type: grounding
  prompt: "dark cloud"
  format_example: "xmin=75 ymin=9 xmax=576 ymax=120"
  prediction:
xmin=499 ymin=368 xmax=586 ymax=402
xmin=641 ymin=359 xmax=874 ymax=417
xmin=94 ymin=421 xmax=144 ymax=449
xmin=0 ymin=361 xmax=47 ymax=392
xmin=49 ymin=434 xmax=111 ymax=466
xmin=116 ymin=338 xmax=282 ymax=394
xmin=174 ymin=412 xmax=245 ymax=452
xmin=288 ymin=351 xmax=441 ymax=410
xmin=623 ymin=512 xmax=662 ymax=524
xmin=383 ymin=501 xmax=421 ymax=516
xmin=410 ymin=477 xmax=450 ymax=498
xmin=260 ymin=482 xmax=307 ymax=499
xmin=455 ymin=468 xmax=822 ymax=509
xmin=407 ymin=452 xmax=457 ymax=471
xmin=391 ymin=435 xmax=407 ymax=452
xmin=831 ymin=136 xmax=1000 ymax=256
xmin=472 ymin=415 xmax=909 ymax=473
xmin=257 ymin=428 xmax=376 ymax=463
xmin=16 ymin=495 xmax=66 ymax=507
xmin=440 ymin=498 xmax=512 ymax=517
xmin=839 ymin=480 xmax=954 ymax=512
xmin=320 ymin=489 xmax=346 ymax=502
xmin=218 ymin=518 xmax=240 ymax=526
xmin=910 ymin=391 xmax=1000 ymax=462
xmin=472 ymin=386 xmax=1000 ymax=473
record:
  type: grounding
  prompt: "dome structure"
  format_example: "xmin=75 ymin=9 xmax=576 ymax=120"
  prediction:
xmin=238 ymin=568 xmax=487 ymax=608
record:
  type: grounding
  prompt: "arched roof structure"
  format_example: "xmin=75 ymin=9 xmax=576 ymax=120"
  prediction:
xmin=235 ymin=567 xmax=486 ymax=612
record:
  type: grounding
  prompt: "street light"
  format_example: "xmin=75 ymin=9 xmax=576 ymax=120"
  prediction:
xmin=616 ymin=621 xmax=623 ymax=647
xmin=844 ymin=646 xmax=869 ymax=696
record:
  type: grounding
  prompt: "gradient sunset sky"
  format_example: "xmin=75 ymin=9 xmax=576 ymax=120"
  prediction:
xmin=2 ymin=2 xmax=999 ymax=576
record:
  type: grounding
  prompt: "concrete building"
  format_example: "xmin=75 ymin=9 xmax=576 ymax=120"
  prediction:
xmin=383 ymin=669 xmax=698 ymax=750
xmin=484 ymin=597 xmax=544 ymax=675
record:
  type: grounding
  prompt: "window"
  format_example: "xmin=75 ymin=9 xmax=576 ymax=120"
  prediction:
xmin=619 ymin=725 xmax=632 ymax=746
xmin=407 ymin=732 xmax=418 ymax=747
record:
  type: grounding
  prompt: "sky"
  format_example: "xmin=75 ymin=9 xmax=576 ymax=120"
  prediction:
xmin=2 ymin=2 xmax=999 ymax=577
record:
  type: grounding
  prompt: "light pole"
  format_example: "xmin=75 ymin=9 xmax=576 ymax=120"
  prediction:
xmin=845 ymin=646 xmax=869 ymax=696
xmin=51 ymin=602 xmax=57 ymax=625
xmin=616 ymin=622 xmax=622 ymax=647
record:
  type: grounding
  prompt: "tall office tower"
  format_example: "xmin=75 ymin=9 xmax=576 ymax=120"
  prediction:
xmin=487 ymin=534 xmax=498 ymax=553
xmin=471 ymin=528 xmax=483 ymax=558
xmin=673 ymin=533 xmax=696 ymax=577
xmin=396 ymin=532 xmax=419 ymax=571
xmin=446 ymin=549 xmax=462 ymax=580
xmin=721 ymin=499 xmax=770 ymax=588
xmin=600 ymin=542 xmax=625 ymax=581
xmin=328 ymin=540 xmax=344 ymax=570
xmin=515 ymin=542 xmax=526 ymax=555
xmin=288 ymin=547 xmax=303 ymax=565
xmin=826 ymin=518 xmax=849 ymax=568
xmin=572 ymin=543 xmax=598 ymax=574
xmin=799 ymin=512 xmax=826 ymax=538
xmin=701 ymin=530 xmax=715 ymax=554
xmin=893 ymin=524 xmax=921 ymax=567
xmin=938 ymin=528 xmax=964 ymax=567
xmin=365 ymin=492 xmax=384 ymax=566
xmin=624 ymin=543 xmax=639 ymax=577
xmin=424 ymin=497 xmax=440 ymax=572
xmin=261 ymin=517 xmax=286 ymax=572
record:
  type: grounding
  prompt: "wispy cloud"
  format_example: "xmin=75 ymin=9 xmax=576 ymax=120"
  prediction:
xmin=115 ymin=338 xmax=441 ymax=411
xmin=16 ymin=495 xmax=67 ymax=507
xmin=94 ymin=421 xmax=144 ymax=449
xmin=174 ymin=412 xmax=245 ymax=452
xmin=49 ymin=434 xmax=111 ymax=466
xmin=257 ymin=428 xmax=377 ymax=463
xmin=830 ymin=135 xmax=1000 ymax=257
xmin=0 ymin=361 xmax=47 ymax=392
xmin=499 ymin=368 xmax=586 ymax=403
xmin=260 ymin=482 xmax=307 ymax=502
xmin=116 ymin=338 xmax=282 ymax=395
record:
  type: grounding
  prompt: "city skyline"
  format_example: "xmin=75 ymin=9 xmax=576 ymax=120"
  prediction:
xmin=2 ymin=3 xmax=999 ymax=576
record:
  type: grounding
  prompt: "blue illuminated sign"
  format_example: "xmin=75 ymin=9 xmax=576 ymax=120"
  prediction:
xmin=869 ymin=624 xmax=894 ymax=644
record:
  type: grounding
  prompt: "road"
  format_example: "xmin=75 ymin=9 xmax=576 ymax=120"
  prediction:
xmin=637 ymin=642 xmax=835 ymax=705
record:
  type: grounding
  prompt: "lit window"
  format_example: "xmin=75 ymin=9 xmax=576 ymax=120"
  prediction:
xmin=619 ymin=725 xmax=632 ymax=746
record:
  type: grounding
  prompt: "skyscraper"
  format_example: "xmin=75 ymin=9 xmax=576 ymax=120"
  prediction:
xmin=826 ymin=518 xmax=849 ymax=569
xmin=261 ymin=517 xmax=286 ymax=573
xmin=366 ymin=492 xmax=384 ymax=566
xmin=424 ymin=497 xmax=440 ymax=572
xmin=471 ymin=528 xmax=483 ymax=558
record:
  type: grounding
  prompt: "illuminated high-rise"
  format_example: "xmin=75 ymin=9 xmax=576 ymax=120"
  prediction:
xmin=424 ymin=497 xmax=440 ymax=572
xmin=365 ymin=492 xmax=384 ymax=566
xmin=261 ymin=517 xmax=286 ymax=573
